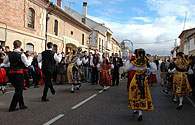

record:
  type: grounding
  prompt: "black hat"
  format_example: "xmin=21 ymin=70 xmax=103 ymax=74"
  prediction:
xmin=176 ymin=52 xmax=184 ymax=57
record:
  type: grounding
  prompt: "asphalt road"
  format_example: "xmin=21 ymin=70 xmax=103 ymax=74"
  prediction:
xmin=0 ymin=74 xmax=195 ymax=125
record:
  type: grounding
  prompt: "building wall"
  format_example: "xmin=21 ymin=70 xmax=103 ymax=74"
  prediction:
xmin=97 ymin=33 xmax=105 ymax=53
xmin=0 ymin=0 xmax=47 ymax=53
xmin=47 ymin=9 xmax=90 ymax=53
xmin=184 ymin=37 xmax=195 ymax=56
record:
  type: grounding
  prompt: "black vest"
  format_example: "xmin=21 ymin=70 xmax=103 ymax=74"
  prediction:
xmin=8 ymin=51 xmax=24 ymax=71
xmin=42 ymin=50 xmax=55 ymax=72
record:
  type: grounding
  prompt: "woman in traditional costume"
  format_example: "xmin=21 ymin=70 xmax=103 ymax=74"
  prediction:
xmin=125 ymin=49 xmax=156 ymax=121
xmin=0 ymin=53 xmax=7 ymax=94
xmin=67 ymin=50 xmax=83 ymax=93
xmin=97 ymin=57 xmax=113 ymax=91
xmin=171 ymin=52 xmax=192 ymax=110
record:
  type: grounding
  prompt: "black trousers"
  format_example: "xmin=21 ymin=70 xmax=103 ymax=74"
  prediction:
xmin=42 ymin=70 xmax=55 ymax=99
xmin=92 ymin=67 xmax=98 ymax=84
xmin=33 ymin=70 xmax=41 ymax=86
xmin=112 ymin=72 xmax=119 ymax=86
xmin=24 ymin=71 xmax=30 ymax=87
xmin=9 ymin=73 xmax=25 ymax=110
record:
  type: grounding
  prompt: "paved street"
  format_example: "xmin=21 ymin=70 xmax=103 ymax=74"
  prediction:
xmin=0 ymin=74 xmax=195 ymax=125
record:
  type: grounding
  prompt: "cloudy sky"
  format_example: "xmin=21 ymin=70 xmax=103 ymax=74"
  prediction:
xmin=51 ymin=0 xmax=195 ymax=55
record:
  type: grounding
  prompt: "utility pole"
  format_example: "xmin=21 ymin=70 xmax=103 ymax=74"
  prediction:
xmin=183 ymin=11 xmax=187 ymax=31
xmin=174 ymin=39 xmax=177 ymax=47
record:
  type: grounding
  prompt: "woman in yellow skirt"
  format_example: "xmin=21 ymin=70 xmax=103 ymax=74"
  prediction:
xmin=125 ymin=49 xmax=156 ymax=121
xmin=67 ymin=50 xmax=83 ymax=93
xmin=171 ymin=52 xmax=192 ymax=110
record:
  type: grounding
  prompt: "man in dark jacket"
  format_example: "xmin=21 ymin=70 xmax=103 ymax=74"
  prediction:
xmin=112 ymin=53 xmax=123 ymax=86
xmin=91 ymin=50 xmax=99 ymax=85
xmin=38 ymin=42 xmax=62 ymax=102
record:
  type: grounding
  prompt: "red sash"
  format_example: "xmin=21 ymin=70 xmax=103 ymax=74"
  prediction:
xmin=9 ymin=70 xmax=26 ymax=86
xmin=23 ymin=69 xmax=28 ymax=72
xmin=9 ymin=70 xmax=24 ymax=74
xmin=35 ymin=68 xmax=44 ymax=85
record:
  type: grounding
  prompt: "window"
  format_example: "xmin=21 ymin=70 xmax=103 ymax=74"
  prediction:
xmin=28 ymin=8 xmax=35 ymax=28
xmin=54 ymin=20 xmax=58 ymax=36
xmin=71 ymin=31 xmax=73 ymax=35
xmin=26 ymin=43 xmax=34 ymax=52
xmin=82 ymin=34 xmax=85 ymax=45
xmin=53 ymin=44 xmax=57 ymax=53
xmin=194 ymin=38 xmax=195 ymax=45
xmin=82 ymin=18 xmax=86 ymax=24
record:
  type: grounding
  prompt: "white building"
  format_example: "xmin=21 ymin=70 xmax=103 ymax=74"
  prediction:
xmin=64 ymin=2 xmax=113 ymax=55
xmin=179 ymin=28 xmax=195 ymax=56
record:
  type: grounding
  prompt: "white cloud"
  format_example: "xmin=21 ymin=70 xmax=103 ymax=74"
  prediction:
xmin=87 ymin=0 xmax=195 ymax=55
xmin=132 ymin=17 xmax=152 ymax=23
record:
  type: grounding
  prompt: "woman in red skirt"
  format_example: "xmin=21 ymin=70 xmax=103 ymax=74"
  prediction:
xmin=97 ymin=56 xmax=114 ymax=91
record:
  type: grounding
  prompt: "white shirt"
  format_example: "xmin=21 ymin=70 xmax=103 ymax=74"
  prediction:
xmin=76 ymin=58 xmax=82 ymax=66
xmin=90 ymin=56 xmax=94 ymax=66
xmin=3 ymin=49 xmax=32 ymax=67
xmin=83 ymin=57 xmax=89 ymax=64
xmin=125 ymin=60 xmax=157 ymax=72
xmin=37 ymin=49 xmax=62 ymax=63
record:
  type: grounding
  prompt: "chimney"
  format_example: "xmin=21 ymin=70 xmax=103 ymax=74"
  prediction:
xmin=57 ymin=0 xmax=62 ymax=8
xmin=83 ymin=2 xmax=87 ymax=17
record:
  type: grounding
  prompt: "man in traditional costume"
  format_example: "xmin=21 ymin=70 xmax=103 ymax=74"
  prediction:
xmin=67 ymin=50 xmax=83 ymax=93
xmin=3 ymin=40 xmax=32 ymax=112
xmin=125 ymin=49 xmax=156 ymax=121
xmin=171 ymin=52 xmax=192 ymax=110
xmin=37 ymin=42 xmax=62 ymax=102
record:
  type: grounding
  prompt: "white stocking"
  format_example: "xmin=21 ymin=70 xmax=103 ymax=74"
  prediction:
xmin=179 ymin=96 xmax=183 ymax=106
xmin=71 ymin=84 xmax=74 ymax=91
xmin=172 ymin=95 xmax=177 ymax=102
xmin=2 ymin=86 xmax=5 ymax=90
xmin=138 ymin=110 xmax=143 ymax=116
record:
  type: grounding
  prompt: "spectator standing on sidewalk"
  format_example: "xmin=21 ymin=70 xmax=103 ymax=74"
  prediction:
xmin=83 ymin=51 xmax=89 ymax=82
xmin=56 ymin=56 xmax=66 ymax=85
xmin=160 ymin=58 xmax=169 ymax=86
xmin=91 ymin=50 xmax=99 ymax=85
xmin=112 ymin=53 xmax=123 ymax=86
xmin=88 ymin=52 xmax=93 ymax=83
xmin=188 ymin=56 xmax=195 ymax=96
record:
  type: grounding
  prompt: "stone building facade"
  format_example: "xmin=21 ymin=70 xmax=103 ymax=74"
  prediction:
xmin=46 ymin=2 xmax=91 ymax=54
xmin=0 ymin=0 xmax=49 ymax=53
